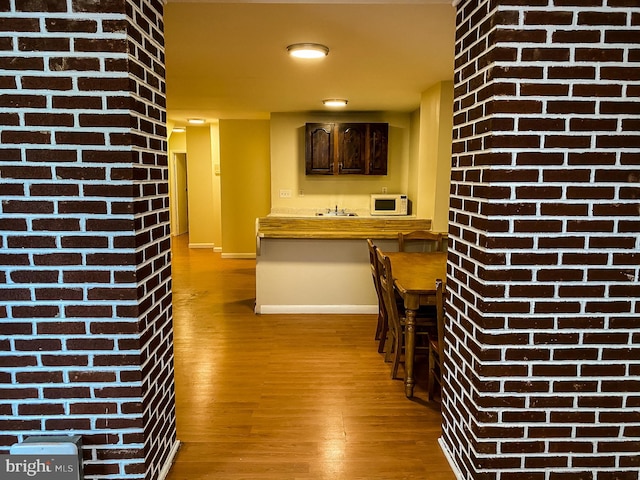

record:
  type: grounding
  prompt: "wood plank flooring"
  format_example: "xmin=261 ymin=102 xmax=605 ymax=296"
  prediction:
xmin=165 ymin=234 xmax=455 ymax=480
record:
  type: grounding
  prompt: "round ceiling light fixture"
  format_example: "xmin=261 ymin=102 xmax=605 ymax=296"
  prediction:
xmin=287 ymin=43 xmax=329 ymax=59
xmin=323 ymin=99 xmax=348 ymax=108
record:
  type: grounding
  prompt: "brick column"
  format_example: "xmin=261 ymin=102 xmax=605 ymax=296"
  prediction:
xmin=0 ymin=1 xmax=177 ymax=479
xmin=442 ymin=2 xmax=639 ymax=480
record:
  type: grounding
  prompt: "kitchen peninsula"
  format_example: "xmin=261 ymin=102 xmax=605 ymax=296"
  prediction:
xmin=255 ymin=215 xmax=432 ymax=314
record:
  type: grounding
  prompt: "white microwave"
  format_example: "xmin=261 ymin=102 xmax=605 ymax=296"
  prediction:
xmin=370 ymin=194 xmax=409 ymax=216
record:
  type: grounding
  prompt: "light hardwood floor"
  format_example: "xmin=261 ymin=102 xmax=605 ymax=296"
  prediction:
xmin=165 ymin=234 xmax=455 ymax=480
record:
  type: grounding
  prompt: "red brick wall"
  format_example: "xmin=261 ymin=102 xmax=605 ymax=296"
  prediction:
xmin=443 ymin=1 xmax=640 ymax=480
xmin=0 ymin=1 xmax=176 ymax=479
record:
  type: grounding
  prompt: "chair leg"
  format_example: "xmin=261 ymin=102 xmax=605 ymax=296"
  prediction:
xmin=384 ymin=329 xmax=394 ymax=362
xmin=377 ymin=316 xmax=388 ymax=353
xmin=428 ymin=350 xmax=436 ymax=401
xmin=390 ymin=330 xmax=402 ymax=379
xmin=374 ymin=312 xmax=383 ymax=340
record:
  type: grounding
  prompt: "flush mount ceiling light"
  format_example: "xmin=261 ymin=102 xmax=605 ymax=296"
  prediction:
xmin=287 ymin=43 xmax=329 ymax=59
xmin=173 ymin=127 xmax=186 ymax=133
xmin=187 ymin=118 xmax=205 ymax=124
xmin=323 ymin=99 xmax=348 ymax=108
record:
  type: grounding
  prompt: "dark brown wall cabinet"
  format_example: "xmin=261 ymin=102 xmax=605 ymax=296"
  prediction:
xmin=305 ymin=123 xmax=388 ymax=175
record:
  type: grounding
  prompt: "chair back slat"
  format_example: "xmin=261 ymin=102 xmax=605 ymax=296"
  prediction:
xmin=427 ymin=278 xmax=446 ymax=402
xmin=398 ymin=230 xmax=443 ymax=252
xmin=435 ymin=278 xmax=445 ymax=361
xmin=376 ymin=249 xmax=401 ymax=339
xmin=367 ymin=239 xmax=379 ymax=293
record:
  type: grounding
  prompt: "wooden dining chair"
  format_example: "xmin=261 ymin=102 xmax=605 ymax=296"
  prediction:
xmin=428 ymin=279 xmax=445 ymax=402
xmin=367 ymin=239 xmax=388 ymax=353
xmin=376 ymin=248 xmax=436 ymax=380
xmin=398 ymin=230 xmax=443 ymax=252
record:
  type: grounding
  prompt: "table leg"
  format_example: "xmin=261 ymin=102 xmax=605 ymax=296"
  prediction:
xmin=404 ymin=308 xmax=416 ymax=397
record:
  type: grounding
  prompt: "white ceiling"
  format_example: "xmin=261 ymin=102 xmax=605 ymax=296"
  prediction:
xmin=164 ymin=1 xmax=456 ymax=124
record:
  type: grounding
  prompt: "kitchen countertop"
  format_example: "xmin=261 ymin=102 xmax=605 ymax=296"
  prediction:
xmin=256 ymin=216 xmax=433 ymax=240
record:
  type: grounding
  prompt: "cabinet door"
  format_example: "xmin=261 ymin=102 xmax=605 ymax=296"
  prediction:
xmin=368 ymin=123 xmax=388 ymax=175
xmin=305 ymin=123 xmax=334 ymax=175
xmin=336 ymin=123 xmax=367 ymax=174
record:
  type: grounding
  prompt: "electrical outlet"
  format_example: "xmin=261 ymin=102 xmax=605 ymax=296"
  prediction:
xmin=382 ymin=186 xmax=387 ymax=194
xmin=279 ymin=189 xmax=292 ymax=198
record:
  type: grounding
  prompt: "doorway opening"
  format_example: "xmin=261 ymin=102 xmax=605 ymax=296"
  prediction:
xmin=172 ymin=152 xmax=189 ymax=236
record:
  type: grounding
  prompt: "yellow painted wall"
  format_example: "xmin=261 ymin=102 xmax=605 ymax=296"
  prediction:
xmin=185 ymin=126 xmax=217 ymax=247
xmin=417 ymin=81 xmax=453 ymax=232
xmin=269 ymin=112 xmax=412 ymax=213
xmin=168 ymin=83 xmax=453 ymax=252
xmin=407 ymin=109 xmax=421 ymax=216
xmin=219 ymin=119 xmax=271 ymax=256
xmin=434 ymin=82 xmax=454 ymax=233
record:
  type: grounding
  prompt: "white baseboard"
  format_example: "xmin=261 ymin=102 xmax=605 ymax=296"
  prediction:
xmin=158 ymin=439 xmax=181 ymax=480
xmin=256 ymin=304 xmax=378 ymax=314
xmin=213 ymin=246 xmax=222 ymax=253
xmin=438 ymin=437 xmax=463 ymax=480
xmin=221 ymin=253 xmax=256 ymax=259
xmin=188 ymin=243 xmax=215 ymax=249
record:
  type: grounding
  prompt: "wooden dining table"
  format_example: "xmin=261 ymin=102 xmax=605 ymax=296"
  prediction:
xmin=382 ymin=250 xmax=448 ymax=398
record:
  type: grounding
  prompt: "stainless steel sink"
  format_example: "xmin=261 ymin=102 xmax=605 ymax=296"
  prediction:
xmin=316 ymin=210 xmax=357 ymax=217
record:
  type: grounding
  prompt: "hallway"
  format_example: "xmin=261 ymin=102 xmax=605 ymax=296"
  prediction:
xmin=166 ymin=234 xmax=455 ymax=480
